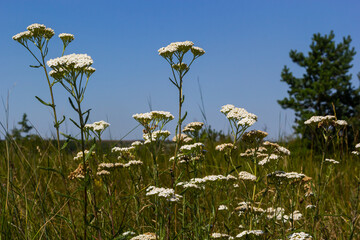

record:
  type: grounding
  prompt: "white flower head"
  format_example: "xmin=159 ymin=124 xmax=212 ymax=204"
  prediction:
xmin=325 ymin=158 xmax=340 ymax=164
xmin=47 ymin=53 xmax=94 ymax=72
xmin=236 ymin=230 xmax=263 ymax=238
xmin=218 ymin=205 xmax=228 ymax=211
xmin=238 ymin=171 xmax=257 ymax=181
xmin=288 ymin=232 xmax=312 ymax=240
xmin=59 ymin=33 xmax=75 ymax=45
xmin=191 ymin=46 xmax=205 ymax=57
xmin=85 ymin=120 xmax=110 ymax=134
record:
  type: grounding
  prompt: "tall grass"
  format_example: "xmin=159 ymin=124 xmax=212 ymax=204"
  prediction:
xmin=0 ymin=23 xmax=359 ymax=240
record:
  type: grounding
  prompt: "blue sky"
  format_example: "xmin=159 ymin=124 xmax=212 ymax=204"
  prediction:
xmin=1 ymin=0 xmax=360 ymax=140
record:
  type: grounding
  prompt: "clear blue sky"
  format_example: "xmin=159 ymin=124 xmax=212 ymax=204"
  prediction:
xmin=1 ymin=0 xmax=360 ymax=140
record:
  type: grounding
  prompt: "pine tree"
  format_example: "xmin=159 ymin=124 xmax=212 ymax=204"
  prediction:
xmin=278 ymin=31 xmax=360 ymax=139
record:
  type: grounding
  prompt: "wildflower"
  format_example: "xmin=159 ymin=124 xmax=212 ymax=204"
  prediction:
xmin=172 ymin=63 xmax=188 ymax=71
xmin=215 ymin=143 xmax=236 ymax=152
xmin=268 ymin=171 xmax=305 ymax=182
xmin=220 ymin=104 xmax=235 ymax=114
xmin=111 ymin=146 xmax=135 ymax=153
xmin=177 ymin=181 xmax=203 ymax=189
xmin=211 ymin=233 xmax=231 ymax=238
xmin=48 ymin=53 xmax=93 ymax=70
xmin=85 ymin=120 xmax=110 ymax=133
xmin=131 ymin=141 xmax=143 ymax=147
xmin=170 ymin=41 xmax=194 ymax=53
xmin=180 ymin=142 xmax=204 ymax=153
xmin=263 ymin=141 xmax=291 ymax=156
xmin=352 ymin=151 xmax=360 ymax=155
xmin=288 ymin=232 xmax=312 ymax=240
xmin=238 ymin=171 xmax=256 ymax=181
xmin=68 ymin=163 xmax=90 ymax=180
xmin=304 ymin=115 xmax=335 ymax=125
xmin=218 ymin=205 xmax=228 ymax=211
xmin=27 ymin=23 xmax=46 ymax=32
xmin=59 ymin=33 xmax=74 ymax=46
xmin=173 ymin=133 xmax=193 ymax=143
xmin=98 ymin=162 xmax=115 ymax=170
xmin=236 ymin=230 xmax=263 ymax=238
xmin=266 ymin=207 xmax=285 ymax=220
xmin=355 ymin=143 xmax=360 ymax=149
xmin=143 ymin=130 xmax=171 ymax=143
xmin=12 ymin=31 xmax=33 ymax=43
xmin=146 ymin=186 xmax=182 ymax=202
xmin=242 ymin=130 xmax=268 ymax=144
xmin=191 ymin=46 xmax=205 ymax=57
xmin=289 ymin=210 xmax=302 ymax=221
xmin=73 ymin=150 xmax=94 ymax=161
xmin=325 ymin=158 xmax=340 ymax=164
xmin=97 ymin=170 xmax=110 ymax=176
xmin=335 ymin=120 xmax=347 ymax=126
xmin=183 ymin=121 xmax=204 ymax=132
xmin=123 ymin=160 xmax=143 ymax=168
xmin=130 ymin=233 xmax=157 ymax=240
xmin=258 ymin=154 xmax=280 ymax=166
xmin=306 ymin=205 xmax=316 ymax=210
xmin=122 ymin=231 xmax=135 ymax=236
xmin=132 ymin=112 xmax=153 ymax=125
xmin=236 ymin=202 xmax=251 ymax=211
xmin=238 ymin=115 xmax=257 ymax=127
xmin=150 ymin=110 xmax=174 ymax=121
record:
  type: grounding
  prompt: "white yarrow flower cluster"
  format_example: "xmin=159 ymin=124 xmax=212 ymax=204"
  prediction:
xmin=13 ymin=23 xmax=55 ymax=43
xmin=146 ymin=186 xmax=182 ymax=202
xmin=221 ymin=104 xmax=257 ymax=127
xmin=304 ymin=115 xmax=335 ymax=125
xmin=183 ymin=122 xmax=204 ymax=132
xmin=218 ymin=205 xmax=228 ymax=211
xmin=97 ymin=170 xmax=110 ymax=176
xmin=180 ymin=143 xmax=204 ymax=153
xmin=122 ymin=231 xmax=136 ymax=236
xmin=143 ymin=130 xmax=171 ymax=143
xmin=48 ymin=53 xmax=93 ymax=70
xmin=269 ymin=171 xmax=305 ymax=181
xmin=173 ymin=133 xmax=193 ymax=143
xmin=73 ymin=150 xmax=94 ymax=161
xmin=238 ymin=171 xmax=257 ymax=181
xmin=335 ymin=120 xmax=348 ymax=126
xmin=130 ymin=233 xmax=157 ymax=240
xmin=85 ymin=120 xmax=110 ymax=133
xmin=211 ymin=233 xmax=231 ymax=238
xmin=215 ymin=143 xmax=235 ymax=152
xmin=325 ymin=158 xmax=340 ymax=164
xmin=288 ymin=232 xmax=313 ymax=240
xmin=123 ymin=160 xmax=143 ymax=168
xmin=236 ymin=230 xmax=263 ymax=238
xmin=59 ymin=33 xmax=74 ymax=43
xmin=131 ymin=141 xmax=143 ymax=147
xmin=111 ymin=146 xmax=135 ymax=153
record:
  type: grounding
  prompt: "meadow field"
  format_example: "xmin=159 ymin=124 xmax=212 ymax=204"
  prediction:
xmin=1 ymin=23 xmax=359 ymax=240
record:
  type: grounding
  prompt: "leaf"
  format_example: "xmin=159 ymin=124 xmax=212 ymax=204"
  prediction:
xmin=29 ymin=65 xmax=42 ymax=68
xmin=35 ymin=96 xmax=53 ymax=107
xmin=54 ymin=115 xmax=66 ymax=128
xmin=84 ymin=143 xmax=96 ymax=162
xmin=181 ymin=111 xmax=188 ymax=123
xmin=68 ymin=97 xmax=78 ymax=111
xmin=69 ymin=118 xmax=81 ymax=129
xmin=60 ymin=132 xmax=77 ymax=141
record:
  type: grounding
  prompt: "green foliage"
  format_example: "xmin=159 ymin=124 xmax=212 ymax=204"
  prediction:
xmin=9 ymin=113 xmax=33 ymax=139
xmin=278 ymin=31 xmax=360 ymax=140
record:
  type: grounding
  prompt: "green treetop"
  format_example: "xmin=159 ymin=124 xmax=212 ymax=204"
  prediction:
xmin=278 ymin=31 xmax=360 ymax=138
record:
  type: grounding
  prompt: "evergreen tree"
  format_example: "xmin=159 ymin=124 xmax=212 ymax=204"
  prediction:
xmin=278 ymin=31 xmax=360 ymax=139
